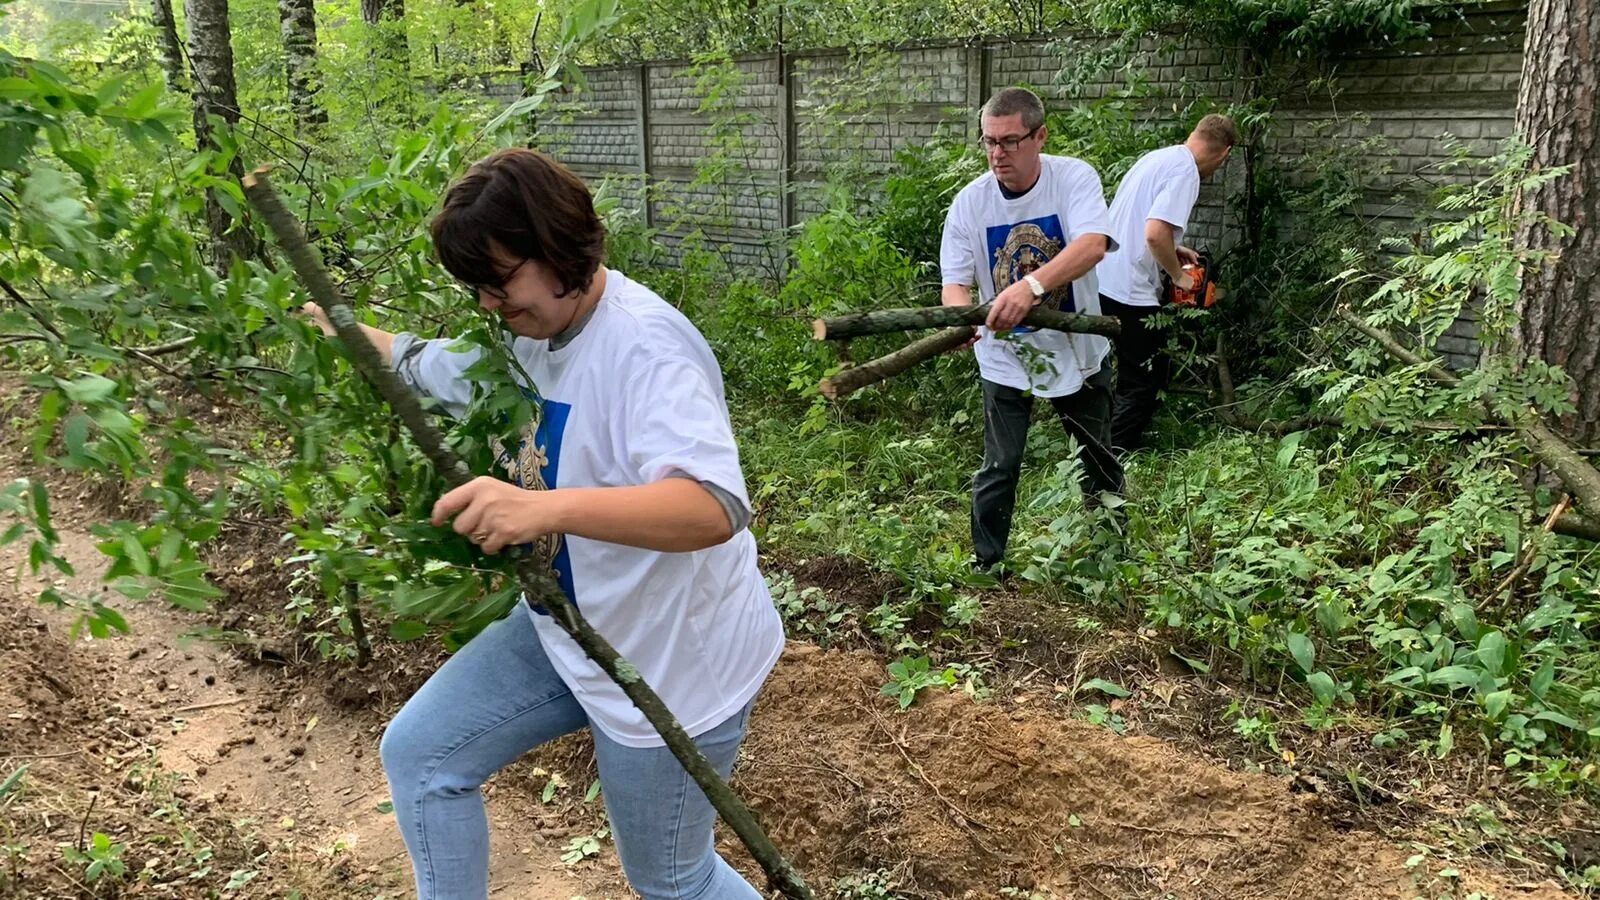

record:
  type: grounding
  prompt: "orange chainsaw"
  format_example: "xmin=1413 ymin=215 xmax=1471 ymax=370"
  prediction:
xmin=1166 ymin=251 xmax=1219 ymax=308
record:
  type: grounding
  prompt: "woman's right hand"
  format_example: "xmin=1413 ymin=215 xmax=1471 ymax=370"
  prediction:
xmin=301 ymin=302 xmax=337 ymax=337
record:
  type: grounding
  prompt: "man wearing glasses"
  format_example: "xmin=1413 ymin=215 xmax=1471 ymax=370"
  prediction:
xmin=940 ymin=87 xmax=1121 ymax=577
xmin=1098 ymin=114 xmax=1237 ymax=452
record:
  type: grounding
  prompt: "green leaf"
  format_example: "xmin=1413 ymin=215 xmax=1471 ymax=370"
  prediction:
xmin=1530 ymin=657 xmax=1556 ymax=700
xmin=1436 ymin=722 xmax=1453 ymax=759
xmin=123 ymin=533 xmax=151 ymax=576
xmin=388 ymin=619 xmax=428 ymax=641
xmin=119 ymin=81 xmax=164 ymax=119
xmin=0 ymin=764 xmax=27 ymax=800
xmin=0 ymin=77 xmax=38 ymax=100
xmin=1080 ymin=678 xmax=1131 ymax=699
xmin=1424 ymin=666 xmax=1482 ymax=690
xmin=1287 ymin=632 xmax=1315 ymax=674
xmin=1532 ymin=710 xmax=1583 ymax=730
xmin=159 ymin=563 xmax=221 ymax=611
xmin=1306 ymin=671 xmax=1338 ymax=705
xmin=111 ymin=577 xmax=154 ymax=600
xmin=62 ymin=413 xmax=91 ymax=461
xmin=93 ymin=605 xmax=129 ymax=635
xmin=29 ymin=481 xmax=56 ymax=542
xmin=1448 ymin=603 xmax=1480 ymax=642
xmin=1275 ymin=431 xmax=1304 ymax=468
xmin=375 ymin=800 xmax=394 ymax=814
xmin=1482 ymin=689 xmax=1512 ymax=720
xmin=1475 ymin=630 xmax=1507 ymax=677
xmin=60 ymin=374 xmax=117 ymax=405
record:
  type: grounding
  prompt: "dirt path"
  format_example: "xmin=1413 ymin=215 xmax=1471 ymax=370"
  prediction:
xmin=1 ymin=460 xmax=1583 ymax=899
xmin=1 ymin=476 xmax=630 ymax=899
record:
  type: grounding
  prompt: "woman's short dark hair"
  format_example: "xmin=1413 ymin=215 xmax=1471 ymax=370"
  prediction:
xmin=431 ymin=148 xmax=605 ymax=297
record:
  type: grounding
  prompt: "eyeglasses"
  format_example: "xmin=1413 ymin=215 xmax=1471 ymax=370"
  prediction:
xmin=979 ymin=127 xmax=1039 ymax=153
xmin=460 ymin=259 xmax=530 ymax=300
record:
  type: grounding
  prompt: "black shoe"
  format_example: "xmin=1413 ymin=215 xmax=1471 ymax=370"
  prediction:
xmin=970 ymin=559 xmax=1012 ymax=583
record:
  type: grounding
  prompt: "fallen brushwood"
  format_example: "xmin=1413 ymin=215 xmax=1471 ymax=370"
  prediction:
xmin=813 ymin=303 xmax=1121 ymax=341
xmin=242 ymin=167 xmax=815 ymax=900
xmin=818 ymin=326 xmax=974 ymax=400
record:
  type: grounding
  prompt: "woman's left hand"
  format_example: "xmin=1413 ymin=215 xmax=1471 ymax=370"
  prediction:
xmin=432 ymin=476 xmax=564 ymax=554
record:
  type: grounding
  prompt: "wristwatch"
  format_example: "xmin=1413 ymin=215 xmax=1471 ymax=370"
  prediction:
xmin=1022 ymin=274 xmax=1046 ymax=298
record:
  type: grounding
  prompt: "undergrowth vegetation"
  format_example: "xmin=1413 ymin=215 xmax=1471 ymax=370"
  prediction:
xmin=1 ymin=0 xmax=1596 ymax=846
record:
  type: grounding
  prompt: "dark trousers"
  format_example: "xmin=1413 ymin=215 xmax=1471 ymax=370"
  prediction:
xmin=1102 ymin=294 xmax=1173 ymax=452
xmin=971 ymin=366 xmax=1123 ymax=568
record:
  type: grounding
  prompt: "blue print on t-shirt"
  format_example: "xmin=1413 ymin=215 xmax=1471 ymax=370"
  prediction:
xmin=498 ymin=395 xmax=575 ymax=611
xmin=985 ymin=213 xmax=1074 ymax=333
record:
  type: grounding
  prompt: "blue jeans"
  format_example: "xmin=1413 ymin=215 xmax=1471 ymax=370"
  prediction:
xmin=379 ymin=604 xmax=762 ymax=900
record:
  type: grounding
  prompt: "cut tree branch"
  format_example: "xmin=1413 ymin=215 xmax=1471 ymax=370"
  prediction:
xmin=819 ymin=326 xmax=973 ymax=400
xmin=242 ymin=168 xmax=813 ymax=900
xmin=1337 ymin=307 xmax=1600 ymax=541
xmin=813 ymin=304 xmax=1120 ymax=341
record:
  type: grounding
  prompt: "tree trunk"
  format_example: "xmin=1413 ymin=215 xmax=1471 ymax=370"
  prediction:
xmin=278 ymin=0 xmax=325 ymax=131
xmin=360 ymin=0 xmax=402 ymax=24
xmin=151 ymin=0 xmax=187 ymax=92
xmin=185 ymin=0 xmax=255 ymax=263
xmin=813 ymin=305 xmax=1120 ymax=341
xmin=819 ymin=327 xmax=974 ymax=400
xmin=1514 ymin=0 xmax=1600 ymax=446
xmin=359 ymin=0 xmax=407 ymax=75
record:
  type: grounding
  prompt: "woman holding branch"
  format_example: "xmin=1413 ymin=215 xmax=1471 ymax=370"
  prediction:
xmin=303 ymin=148 xmax=782 ymax=900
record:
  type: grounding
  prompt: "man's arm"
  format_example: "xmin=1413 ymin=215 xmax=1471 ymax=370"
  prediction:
xmin=987 ymin=233 xmax=1109 ymax=332
xmin=1144 ymin=219 xmax=1194 ymax=290
xmin=941 ymin=284 xmax=973 ymax=307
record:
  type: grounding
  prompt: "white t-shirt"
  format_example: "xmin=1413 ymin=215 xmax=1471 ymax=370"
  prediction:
xmin=388 ymin=269 xmax=785 ymax=748
xmin=1097 ymin=144 xmax=1201 ymax=308
xmin=939 ymin=155 xmax=1117 ymax=398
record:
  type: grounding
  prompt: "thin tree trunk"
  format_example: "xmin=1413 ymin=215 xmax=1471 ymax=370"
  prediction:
xmin=1514 ymin=0 xmax=1600 ymax=446
xmin=359 ymin=0 xmax=408 ymax=92
xmin=278 ymin=0 xmax=326 ymax=131
xmin=360 ymin=0 xmax=402 ymax=24
xmin=151 ymin=0 xmax=187 ymax=92
xmin=813 ymin=305 xmax=1120 ymax=341
xmin=185 ymin=0 xmax=256 ymax=263
xmin=818 ymin=327 xmax=973 ymax=400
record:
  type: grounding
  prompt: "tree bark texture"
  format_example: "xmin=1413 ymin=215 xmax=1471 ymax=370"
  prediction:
xmin=185 ymin=0 xmax=256 ymax=262
xmin=241 ymin=169 xmax=814 ymax=900
xmin=818 ymin=327 xmax=973 ymax=400
xmin=814 ymin=305 xmax=1120 ymax=341
xmin=360 ymin=0 xmax=403 ymax=24
xmin=278 ymin=0 xmax=326 ymax=131
xmin=151 ymin=0 xmax=188 ymax=92
xmin=1515 ymin=0 xmax=1600 ymax=446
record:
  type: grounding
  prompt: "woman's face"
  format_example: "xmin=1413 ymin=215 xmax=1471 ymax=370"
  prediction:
xmin=472 ymin=245 xmax=580 ymax=340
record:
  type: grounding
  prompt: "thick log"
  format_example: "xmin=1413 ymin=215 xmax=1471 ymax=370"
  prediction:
xmin=819 ymin=326 xmax=974 ymax=400
xmin=242 ymin=169 xmax=814 ymax=900
xmin=1338 ymin=307 xmax=1600 ymax=541
xmin=814 ymin=304 xmax=1120 ymax=341
xmin=1555 ymin=511 xmax=1600 ymax=540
